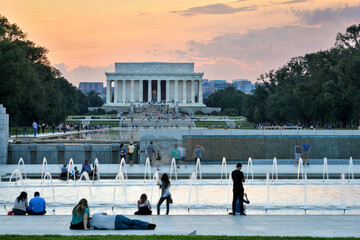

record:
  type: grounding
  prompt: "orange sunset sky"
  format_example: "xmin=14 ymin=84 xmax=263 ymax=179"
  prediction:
xmin=2 ymin=0 xmax=360 ymax=86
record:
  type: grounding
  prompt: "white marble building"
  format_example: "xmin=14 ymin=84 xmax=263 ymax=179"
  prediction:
xmin=104 ymin=62 xmax=205 ymax=107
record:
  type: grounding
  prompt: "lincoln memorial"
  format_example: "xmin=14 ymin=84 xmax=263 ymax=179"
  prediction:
xmin=104 ymin=62 xmax=205 ymax=107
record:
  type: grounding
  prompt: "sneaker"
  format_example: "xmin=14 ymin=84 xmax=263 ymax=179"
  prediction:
xmin=228 ymin=212 xmax=236 ymax=215
xmin=147 ymin=224 xmax=156 ymax=230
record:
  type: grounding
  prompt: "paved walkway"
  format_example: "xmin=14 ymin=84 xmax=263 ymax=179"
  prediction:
xmin=1 ymin=163 xmax=359 ymax=179
xmin=0 ymin=215 xmax=359 ymax=236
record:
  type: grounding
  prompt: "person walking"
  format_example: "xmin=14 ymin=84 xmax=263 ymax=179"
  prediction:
xmin=70 ymin=198 xmax=90 ymax=230
xmin=28 ymin=192 xmax=46 ymax=215
xmin=193 ymin=145 xmax=205 ymax=161
xmin=295 ymin=141 xmax=303 ymax=165
xmin=230 ymin=163 xmax=245 ymax=216
xmin=146 ymin=141 xmax=155 ymax=165
xmin=32 ymin=121 xmax=37 ymax=137
xmin=171 ymin=144 xmax=181 ymax=168
xmin=119 ymin=143 xmax=126 ymax=161
xmin=302 ymin=139 xmax=311 ymax=165
xmin=52 ymin=123 xmax=56 ymax=134
xmin=157 ymin=173 xmax=171 ymax=215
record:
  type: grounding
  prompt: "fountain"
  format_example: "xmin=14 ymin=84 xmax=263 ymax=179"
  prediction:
xmin=271 ymin=157 xmax=278 ymax=183
xmin=41 ymin=172 xmax=56 ymax=209
xmin=119 ymin=157 xmax=128 ymax=179
xmin=17 ymin=157 xmax=27 ymax=181
xmin=220 ymin=157 xmax=228 ymax=183
xmin=76 ymin=171 xmax=93 ymax=203
xmin=112 ymin=172 xmax=127 ymax=210
xmin=323 ymin=157 xmax=329 ymax=182
xmin=187 ymin=172 xmax=199 ymax=211
xmin=341 ymin=173 xmax=346 ymax=213
xmin=304 ymin=173 xmax=307 ymax=213
xmin=226 ymin=170 xmax=232 ymax=212
xmin=67 ymin=158 xmax=76 ymax=183
xmin=144 ymin=157 xmax=151 ymax=182
xmin=5 ymin=169 xmax=25 ymax=208
xmin=150 ymin=171 xmax=160 ymax=203
xmin=348 ymin=157 xmax=354 ymax=182
xmin=265 ymin=172 xmax=270 ymax=212
xmin=92 ymin=158 xmax=100 ymax=183
xmin=246 ymin=157 xmax=254 ymax=183
xmin=195 ymin=158 xmax=202 ymax=180
xmin=297 ymin=158 xmax=304 ymax=183
xmin=170 ymin=158 xmax=178 ymax=180
xmin=41 ymin=157 xmax=49 ymax=185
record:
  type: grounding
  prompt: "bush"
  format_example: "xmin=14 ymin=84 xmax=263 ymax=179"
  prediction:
xmin=180 ymin=111 xmax=189 ymax=115
xmin=223 ymin=108 xmax=238 ymax=116
xmin=195 ymin=111 xmax=205 ymax=115
xmin=211 ymin=110 xmax=219 ymax=116
xmin=107 ymin=110 xmax=117 ymax=114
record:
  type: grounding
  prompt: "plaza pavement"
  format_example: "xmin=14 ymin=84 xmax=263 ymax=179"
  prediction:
xmin=0 ymin=214 xmax=359 ymax=236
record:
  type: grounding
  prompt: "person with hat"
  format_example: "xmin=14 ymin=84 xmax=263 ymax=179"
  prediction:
xmin=193 ymin=145 xmax=204 ymax=162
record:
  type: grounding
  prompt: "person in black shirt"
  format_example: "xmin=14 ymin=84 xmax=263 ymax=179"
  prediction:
xmin=231 ymin=163 xmax=245 ymax=215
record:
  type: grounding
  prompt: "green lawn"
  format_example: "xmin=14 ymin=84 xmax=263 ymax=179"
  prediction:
xmin=234 ymin=121 xmax=254 ymax=129
xmin=0 ymin=235 xmax=356 ymax=240
xmin=195 ymin=121 xmax=227 ymax=127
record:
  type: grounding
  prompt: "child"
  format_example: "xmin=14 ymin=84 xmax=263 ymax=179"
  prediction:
xmin=135 ymin=194 xmax=152 ymax=215
xmin=70 ymin=167 xmax=80 ymax=179
xmin=231 ymin=193 xmax=250 ymax=215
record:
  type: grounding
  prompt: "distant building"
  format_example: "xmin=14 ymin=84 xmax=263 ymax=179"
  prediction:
xmin=232 ymin=79 xmax=255 ymax=93
xmin=213 ymin=80 xmax=235 ymax=92
xmin=202 ymin=79 xmax=214 ymax=98
xmin=79 ymin=82 xmax=104 ymax=94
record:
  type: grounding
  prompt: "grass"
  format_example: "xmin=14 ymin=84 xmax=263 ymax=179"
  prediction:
xmin=0 ymin=235 xmax=357 ymax=240
xmin=234 ymin=121 xmax=254 ymax=129
xmin=195 ymin=121 xmax=227 ymax=127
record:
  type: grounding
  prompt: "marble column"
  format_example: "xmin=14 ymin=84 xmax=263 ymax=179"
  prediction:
xmin=114 ymin=80 xmax=118 ymax=103
xmin=174 ymin=80 xmax=178 ymax=103
xmin=182 ymin=80 xmax=187 ymax=104
xmin=122 ymin=80 xmax=126 ymax=103
xmin=157 ymin=80 xmax=161 ymax=102
xmin=198 ymin=79 xmax=203 ymax=104
xmin=166 ymin=80 xmax=170 ymax=103
xmin=139 ymin=80 xmax=143 ymax=102
xmin=148 ymin=80 xmax=152 ymax=102
xmin=191 ymin=80 xmax=195 ymax=103
xmin=130 ymin=80 xmax=134 ymax=102
xmin=106 ymin=80 xmax=111 ymax=104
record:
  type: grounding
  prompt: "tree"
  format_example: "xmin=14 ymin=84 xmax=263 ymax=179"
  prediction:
xmin=87 ymin=90 xmax=104 ymax=107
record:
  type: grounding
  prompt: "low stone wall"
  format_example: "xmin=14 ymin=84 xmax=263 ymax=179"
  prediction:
xmin=7 ymin=143 xmax=139 ymax=165
xmin=140 ymin=129 xmax=360 ymax=162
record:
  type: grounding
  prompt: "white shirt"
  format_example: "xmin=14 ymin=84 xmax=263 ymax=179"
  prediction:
xmin=89 ymin=213 xmax=116 ymax=230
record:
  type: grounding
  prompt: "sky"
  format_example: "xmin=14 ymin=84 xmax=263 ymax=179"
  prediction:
xmin=2 ymin=0 xmax=360 ymax=86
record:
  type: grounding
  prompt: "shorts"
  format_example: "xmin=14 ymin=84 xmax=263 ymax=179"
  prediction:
xmin=303 ymin=152 xmax=309 ymax=158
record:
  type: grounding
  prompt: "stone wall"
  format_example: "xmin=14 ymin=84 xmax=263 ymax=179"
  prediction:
xmin=115 ymin=62 xmax=194 ymax=73
xmin=0 ymin=105 xmax=9 ymax=164
xmin=7 ymin=143 xmax=139 ymax=165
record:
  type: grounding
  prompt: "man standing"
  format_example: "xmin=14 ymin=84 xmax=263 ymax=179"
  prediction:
xmin=193 ymin=145 xmax=205 ymax=161
xmin=231 ymin=163 xmax=245 ymax=215
xmin=171 ymin=144 xmax=181 ymax=168
xmin=32 ymin=121 xmax=37 ymax=137
xmin=147 ymin=141 xmax=155 ymax=165
xmin=303 ymin=139 xmax=311 ymax=165
xmin=28 ymin=192 xmax=46 ymax=215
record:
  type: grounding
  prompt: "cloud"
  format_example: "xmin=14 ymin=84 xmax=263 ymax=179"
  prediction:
xmin=171 ymin=3 xmax=257 ymax=16
xmin=294 ymin=4 xmax=360 ymax=25
xmin=279 ymin=0 xmax=310 ymax=5
xmin=54 ymin=64 xmax=114 ymax=87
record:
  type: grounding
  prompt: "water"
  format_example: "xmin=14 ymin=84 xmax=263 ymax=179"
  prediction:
xmin=41 ymin=157 xmax=48 ymax=185
xmin=188 ymin=172 xmax=199 ymax=210
xmin=144 ymin=157 xmax=151 ymax=182
xmin=17 ymin=158 xmax=27 ymax=181
xmin=1 ymin=178 xmax=360 ymax=215
xmin=119 ymin=158 xmax=128 ymax=179
xmin=323 ymin=157 xmax=329 ymax=182
xmin=220 ymin=157 xmax=227 ymax=183
xmin=170 ymin=158 xmax=177 ymax=180
xmin=349 ymin=157 xmax=354 ymax=182
xmin=67 ymin=158 xmax=75 ymax=183
xmin=93 ymin=158 xmax=100 ymax=183
xmin=297 ymin=158 xmax=304 ymax=183
xmin=272 ymin=157 xmax=278 ymax=183
xmin=246 ymin=157 xmax=254 ymax=182
xmin=195 ymin=158 xmax=202 ymax=180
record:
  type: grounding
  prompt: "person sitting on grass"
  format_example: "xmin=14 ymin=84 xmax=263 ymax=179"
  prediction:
xmin=89 ymin=212 xmax=156 ymax=230
xmin=28 ymin=192 xmax=46 ymax=215
xmin=135 ymin=193 xmax=152 ymax=215
xmin=70 ymin=198 xmax=90 ymax=230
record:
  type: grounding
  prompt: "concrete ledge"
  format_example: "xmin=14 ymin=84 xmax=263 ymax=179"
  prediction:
xmin=0 ymin=215 xmax=359 ymax=236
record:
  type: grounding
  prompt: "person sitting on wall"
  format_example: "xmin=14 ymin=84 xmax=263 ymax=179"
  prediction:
xmin=134 ymin=193 xmax=152 ymax=215
xmin=89 ymin=163 xmax=99 ymax=180
xmin=59 ymin=163 xmax=68 ymax=179
xmin=12 ymin=191 xmax=28 ymax=215
xmin=28 ymin=192 xmax=46 ymax=215
xmin=70 ymin=167 xmax=80 ymax=180
xmin=81 ymin=160 xmax=91 ymax=174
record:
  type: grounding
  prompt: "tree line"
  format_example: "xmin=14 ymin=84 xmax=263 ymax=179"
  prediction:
xmin=206 ymin=24 xmax=360 ymax=128
xmin=0 ymin=15 xmax=103 ymax=127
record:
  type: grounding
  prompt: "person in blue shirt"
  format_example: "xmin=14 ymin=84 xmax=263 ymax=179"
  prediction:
xmin=28 ymin=192 xmax=46 ymax=215
xmin=81 ymin=160 xmax=91 ymax=174
xmin=302 ymin=139 xmax=311 ymax=165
